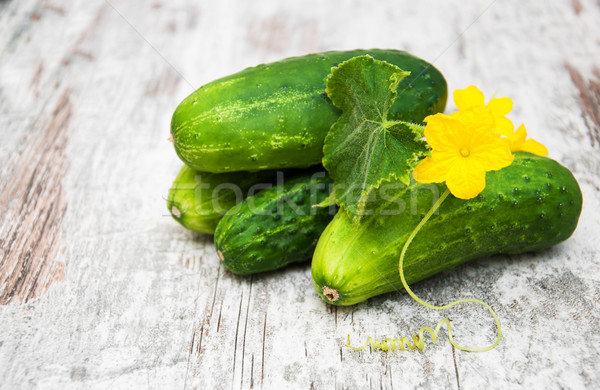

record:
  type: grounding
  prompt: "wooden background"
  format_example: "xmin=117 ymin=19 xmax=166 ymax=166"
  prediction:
xmin=1 ymin=0 xmax=599 ymax=388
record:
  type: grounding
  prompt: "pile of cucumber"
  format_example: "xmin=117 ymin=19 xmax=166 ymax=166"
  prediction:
xmin=167 ymin=49 xmax=582 ymax=306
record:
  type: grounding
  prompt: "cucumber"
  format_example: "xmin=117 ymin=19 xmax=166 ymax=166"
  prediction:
xmin=167 ymin=165 xmax=279 ymax=234
xmin=171 ymin=49 xmax=447 ymax=173
xmin=312 ymin=153 xmax=583 ymax=306
xmin=214 ymin=171 xmax=335 ymax=275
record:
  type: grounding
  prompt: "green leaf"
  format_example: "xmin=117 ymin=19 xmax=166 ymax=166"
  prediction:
xmin=322 ymin=55 xmax=428 ymax=221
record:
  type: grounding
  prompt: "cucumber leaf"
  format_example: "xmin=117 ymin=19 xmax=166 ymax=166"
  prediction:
xmin=322 ymin=55 xmax=428 ymax=221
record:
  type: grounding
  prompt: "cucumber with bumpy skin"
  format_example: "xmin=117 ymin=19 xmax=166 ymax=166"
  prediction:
xmin=167 ymin=165 xmax=279 ymax=234
xmin=215 ymin=171 xmax=335 ymax=275
xmin=312 ymin=153 xmax=583 ymax=306
xmin=171 ymin=49 xmax=447 ymax=173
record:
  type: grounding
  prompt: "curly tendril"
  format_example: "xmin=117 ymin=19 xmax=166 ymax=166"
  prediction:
xmin=346 ymin=188 xmax=502 ymax=352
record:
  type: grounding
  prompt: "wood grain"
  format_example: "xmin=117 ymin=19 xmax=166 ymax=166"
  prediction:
xmin=0 ymin=0 xmax=599 ymax=389
xmin=0 ymin=89 xmax=69 ymax=304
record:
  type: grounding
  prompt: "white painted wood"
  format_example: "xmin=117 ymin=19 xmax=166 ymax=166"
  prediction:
xmin=1 ymin=0 xmax=599 ymax=388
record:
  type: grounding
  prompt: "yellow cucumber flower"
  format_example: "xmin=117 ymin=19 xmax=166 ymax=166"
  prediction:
xmin=505 ymin=123 xmax=548 ymax=156
xmin=413 ymin=113 xmax=514 ymax=200
xmin=452 ymin=85 xmax=515 ymax=136
xmin=453 ymin=86 xmax=547 ymax=155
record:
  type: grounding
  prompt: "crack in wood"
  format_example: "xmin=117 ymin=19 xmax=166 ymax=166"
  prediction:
xmin=240 ymin=275 xmax=253 ymax=388
xmin=0 ymin=89 xmax=70 ymax=305
xmin=206 ymin=264 xmax=221 ymax=327
xmin=197 ymin=323 xmax=204 ymax=355
xmin=189 ymin=328 xmax=196 ymax=355
xmin=232 ymin=291 xmax=244 ymax=386
xmin=250 ymin=354 xmax=255 ymax=389
xmin=184 ymin=254 xmax=215 ymax=386
xmin=261 ymin=312 xmax=267 ymax=385
xmin=30 ymin=60 xmax=44 ymax=97
xmin=187 ymin=264 xmax=222 ymax=359
xmin=452 ymin=344 xmax=461 ymax=390
xmin=217 ymin=297 xmax=224 ymax=332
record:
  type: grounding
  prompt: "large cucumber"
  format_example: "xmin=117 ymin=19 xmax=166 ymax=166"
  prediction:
xmin=311 ymin=153 xmax=583 ymax=306
xmin=171 ymin=49 xmax=447 ymax=173
xmin=167 ymin=165 xmax=279 ymax=234
xmin=214 ymin=171 xmax=335 ymax=275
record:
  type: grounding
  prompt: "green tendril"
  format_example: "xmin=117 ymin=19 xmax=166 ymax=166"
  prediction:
xmin=347 ymin=188 xmax=502 ymax=353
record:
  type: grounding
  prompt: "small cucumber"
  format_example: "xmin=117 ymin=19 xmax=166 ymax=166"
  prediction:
xmin=214 ymin=171 xmax=335 ymax=275
xmin=171 ymin=49 xmax=447 ymax=173
xmin=312 ymin=153 xmax=583 ymax=306
xmin=167 ymin=165 xmax=279 ymax=234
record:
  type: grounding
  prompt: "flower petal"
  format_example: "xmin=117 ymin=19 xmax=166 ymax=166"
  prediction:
xmin=507 ymin=124 xmax=549 ymax=155
xmin=509 ymin=123 xmax=528 ymax=143
xmin=451 ymin=107 xmax=496 ymax=135
xmin=470 ymin=132 xmax=514 ymax=171
xmin=487 ymin=97 xmax=513 ymax=117
xmin=454 ymin=86 xmax=485 ymax=110
xmin=514 ymin=139 xmax=549 ymax=156
xmin=423 ymin=114 xmax=463 ymax=152
xmin=413 ymin=155 xmax=455 ymax=183
xmin=495 ymin=117 xmax=514 ymax=136
xmin=445 ymin=159 xmax=487 ymax=199
xmin=423 ymin=113 xmax=452 ymax=137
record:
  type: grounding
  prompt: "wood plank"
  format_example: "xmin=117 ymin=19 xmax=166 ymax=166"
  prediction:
xmin=0 ymin=0 xmax=599 ymax=388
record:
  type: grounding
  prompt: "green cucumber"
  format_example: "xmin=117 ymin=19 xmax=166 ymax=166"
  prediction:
xmin=167 ymin=165 xmax=279 ymax=234
xmin=171 ymin=49 xmax=447 ymax=173
xmin=312 ymin=153 xmax=583 ymax=306
xmin=214 ymin=171 xmax=335 ymax=275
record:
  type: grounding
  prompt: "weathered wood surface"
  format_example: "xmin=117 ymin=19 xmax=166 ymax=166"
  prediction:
xmin=1 ymin=0 xmax=599 ymax=388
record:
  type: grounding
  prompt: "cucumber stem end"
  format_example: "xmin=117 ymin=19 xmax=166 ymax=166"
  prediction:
xmin=171 ymin=205 xmax=181 ymax=218
xmin=323 ymin=286 xmax=339 ymax=302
